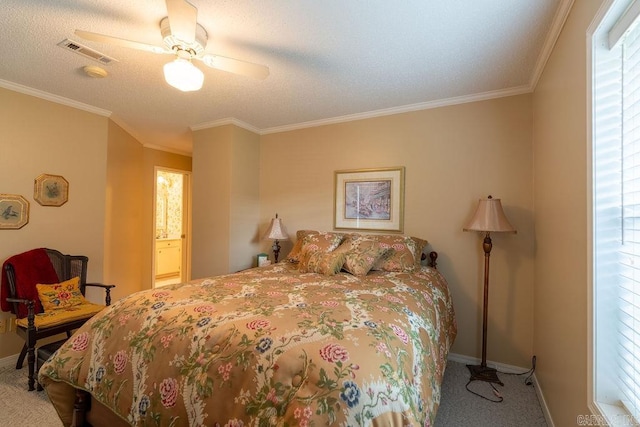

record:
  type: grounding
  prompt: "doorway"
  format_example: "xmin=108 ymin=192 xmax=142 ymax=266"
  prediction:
xmin=153 ymin=167 xmax=190 ymax=288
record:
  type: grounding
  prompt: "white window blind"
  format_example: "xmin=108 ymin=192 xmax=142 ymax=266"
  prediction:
xmin=594 ymin=1 xmax=640 ymax=422
xmin=619 ymin=22 xmax=640 ymax=417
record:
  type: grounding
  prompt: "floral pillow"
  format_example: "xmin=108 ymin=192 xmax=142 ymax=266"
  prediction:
xmin=298 ymin=247 xmax=347 ymax=275
xmin=286 ymin=230 xmax=345 ymax=263
xmin=366 ymin=234 xmax=427 ymax=272
xmin=36 ymin=276 xmax=88 ymax=311
xmin=300 ymin=232 xmax=345 ymax=253
xmin=337 ymin=236 xmax=392 ymax=276
xmin=284 ymin=230 xmax=318 ymax=263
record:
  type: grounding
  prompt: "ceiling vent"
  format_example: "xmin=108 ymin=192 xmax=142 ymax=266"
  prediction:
xmin=57 ymin=39 xmax=118 ymax=65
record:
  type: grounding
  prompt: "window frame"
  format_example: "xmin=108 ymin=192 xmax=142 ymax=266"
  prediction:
xmin=589 ymin=0 xmax=640 ymax=424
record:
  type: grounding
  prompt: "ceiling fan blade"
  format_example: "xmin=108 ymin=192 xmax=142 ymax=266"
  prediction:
xmin=165 ymin=0 xmax=197 ymax=44
xmin=75 ymin=30 xmax=169 ymax=55
xmin=200 ymin=54 xmax=270 ymax=80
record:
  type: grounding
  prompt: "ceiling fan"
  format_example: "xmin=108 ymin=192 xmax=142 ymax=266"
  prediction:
xmin=75 ymin=0 xmax=269 ymax=91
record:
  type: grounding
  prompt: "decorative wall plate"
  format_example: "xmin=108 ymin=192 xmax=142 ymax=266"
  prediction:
xmin=0 ymin=194 xmax=29 ymax=229
xmin=34 ymin=174 xmax=69 ymax=207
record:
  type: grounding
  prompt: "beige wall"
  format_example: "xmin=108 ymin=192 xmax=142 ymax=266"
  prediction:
xmin=105 ymin=127 xmax=192 ymax=299
xmin=229 ymin=127 xmax=261 ymax=272
xmin=532 ymin=1 xmax=604 ymax=425
xmin=0 ymin=87 xmax=192 ymax=359
xmin=0 ymin=2 xmax=606 ymax=421
xmin=192 ymin=125 xmax=233 ymax=277
xmin=192 ymin=125 xmax=260 ymax=277
xmin=0 ymin=87 xmax=109 ymax=359
xmin=104 ymin=121 xmax=144 ymax=301
xmin=259 ymin=95 xmax=535 ymax=367
xmin=142 ymin=148 xmax=192 ymax=286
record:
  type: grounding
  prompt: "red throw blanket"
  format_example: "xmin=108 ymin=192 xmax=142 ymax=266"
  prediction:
xmin=1 ymin=248 xmax=59 ymax=318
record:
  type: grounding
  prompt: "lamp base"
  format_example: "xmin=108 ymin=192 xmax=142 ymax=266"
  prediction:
xmin=272 ymin=239 xmax=281 ymax=264
xmin=467 ymin=364 xmax=504 ymax=386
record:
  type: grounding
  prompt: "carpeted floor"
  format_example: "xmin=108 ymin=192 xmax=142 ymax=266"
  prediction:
xmin=0 ymin=359 xmax=547 ymax=426
xmin=0 ymin=363 xmax=63 ymax=426
xmin=435 ymin=360 xmax=548 ymax=426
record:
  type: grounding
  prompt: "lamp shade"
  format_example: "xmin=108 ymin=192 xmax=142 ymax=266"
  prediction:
xmin=463 ymin=196 xmax=516 ymax=233
xmin=264 ymin=215 xmax=289 ymax=240
xmin=163 ymin=58 xmax=204 ymax=92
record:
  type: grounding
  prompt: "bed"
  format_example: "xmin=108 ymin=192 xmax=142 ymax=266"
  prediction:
xmin=39 ymin=231 xmax=457 ymax=427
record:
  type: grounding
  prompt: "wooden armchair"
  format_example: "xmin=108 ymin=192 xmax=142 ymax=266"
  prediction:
xmin=0 ymin=248 xmax=114 ymax=391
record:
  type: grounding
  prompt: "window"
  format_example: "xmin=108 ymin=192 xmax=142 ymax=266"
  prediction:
xmin=593 ymin=0 xmax=640 ymax=424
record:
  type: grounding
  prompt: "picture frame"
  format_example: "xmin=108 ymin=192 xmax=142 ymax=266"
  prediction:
xmin=34 ymin=173 xmax=69 ymax=207
xmin=257 ymin=253 xmax=270 ymax=267
xmin=0 ymin=194 xmax=29 ymax=229
xmin=334 ymin=167 xmax=405 ymax=232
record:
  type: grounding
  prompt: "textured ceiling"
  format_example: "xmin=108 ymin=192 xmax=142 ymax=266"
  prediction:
xmin=0 ymin=0 xmax=570 ymax=154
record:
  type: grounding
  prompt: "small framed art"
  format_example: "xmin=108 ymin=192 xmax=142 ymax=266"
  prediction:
xmin=334 ymin=167 xmax=405 ymax=232
xmin=257 ymin=253 xmax=270 ymax=267
xmin=34 ymin=174 xmax=69 ymax=207
xmin=0 ymin=194 xmax=29 ymax=229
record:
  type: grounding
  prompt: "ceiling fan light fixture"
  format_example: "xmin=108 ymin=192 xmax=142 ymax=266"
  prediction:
xmin=163 ymin=57 xmax=204 ymax=92
xmin=160 ymin=17 xmax=207 ymax=55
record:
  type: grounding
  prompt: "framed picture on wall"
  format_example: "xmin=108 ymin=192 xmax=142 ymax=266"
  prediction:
xmin=0 ymin=194 xmax=29 ymax=229
xmin=34 ymin=173 xmax=69 ymax=207
xmin=334 ymin=167 xmax=405 ymax=232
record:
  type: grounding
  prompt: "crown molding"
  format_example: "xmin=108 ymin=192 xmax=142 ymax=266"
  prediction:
xmin=0 ymin=79 xmax=192 ymax=156
xmin=109 ymin=116 xmax=145 ymax=143
xmin=0 ymin=78 xmax=112 ymax=117
xmin=111 ymin=116 xmax=192 ymax=156
xmin=260 ymin=85 xmax=532 ymax=135
xmin=1 ymin=76 xmax=537 ymax=147
xmin=191 ymin=85 xmax=532 ymax=137
xmin=142 ymin=142 xmax=192 ymax=156
xmin=529 ymin=0 xmax=575 ymax=90
xmin=191 ymin=117 xmax=261 ymax=134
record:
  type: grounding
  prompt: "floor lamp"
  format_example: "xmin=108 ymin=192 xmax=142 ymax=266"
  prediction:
xmin=463 ymin=195 xmax=516 ymax=386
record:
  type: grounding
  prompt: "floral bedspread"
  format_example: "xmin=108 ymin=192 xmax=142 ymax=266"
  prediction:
xmin=40 ymin=263 xmax=456 ymax=427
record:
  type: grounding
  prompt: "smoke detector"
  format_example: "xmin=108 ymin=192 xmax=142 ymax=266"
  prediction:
xmin=83 ymin=65 xmax=108 ymax=78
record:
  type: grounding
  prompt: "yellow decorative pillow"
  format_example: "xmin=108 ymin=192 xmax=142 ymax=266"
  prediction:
xmin=298 ymin=246 xmax=347 ymax=275
xmin=286 ymin=230 xmax=346 ymax=263
xmin=36 ymin=277 xmax=88 ymax=311
xmin=300 ymin=232 xmax=345 ymax=254
xmin=285 ymin=230 xmax=319 ymax=263
xmin=16 ymin=302 xmax=104 ymax=330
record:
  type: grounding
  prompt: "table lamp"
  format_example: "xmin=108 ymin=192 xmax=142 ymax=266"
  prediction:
xmin=264 ymin=213 xmax=289 ymax=263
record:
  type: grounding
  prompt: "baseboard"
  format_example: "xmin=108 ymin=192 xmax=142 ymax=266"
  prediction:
xmin=0 ymin=353 xmax=19 ymax=370
xmin=447 ymin=352 xmax=528 ymax=373
xmin=447 ymin=352 xmax=554 ymax=427
xmin=531 ymin=369 xmax=555 ymax=427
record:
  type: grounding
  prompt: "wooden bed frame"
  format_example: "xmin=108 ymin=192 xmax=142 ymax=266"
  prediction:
xmin=424 ymin=251 xmax=438 ymax=269
xmin=64 ymin=251 xmax=440 ymax=427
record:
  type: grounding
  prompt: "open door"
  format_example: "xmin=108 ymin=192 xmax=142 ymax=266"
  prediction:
xmin=154 ymin=168 xmax=191 ymax=288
